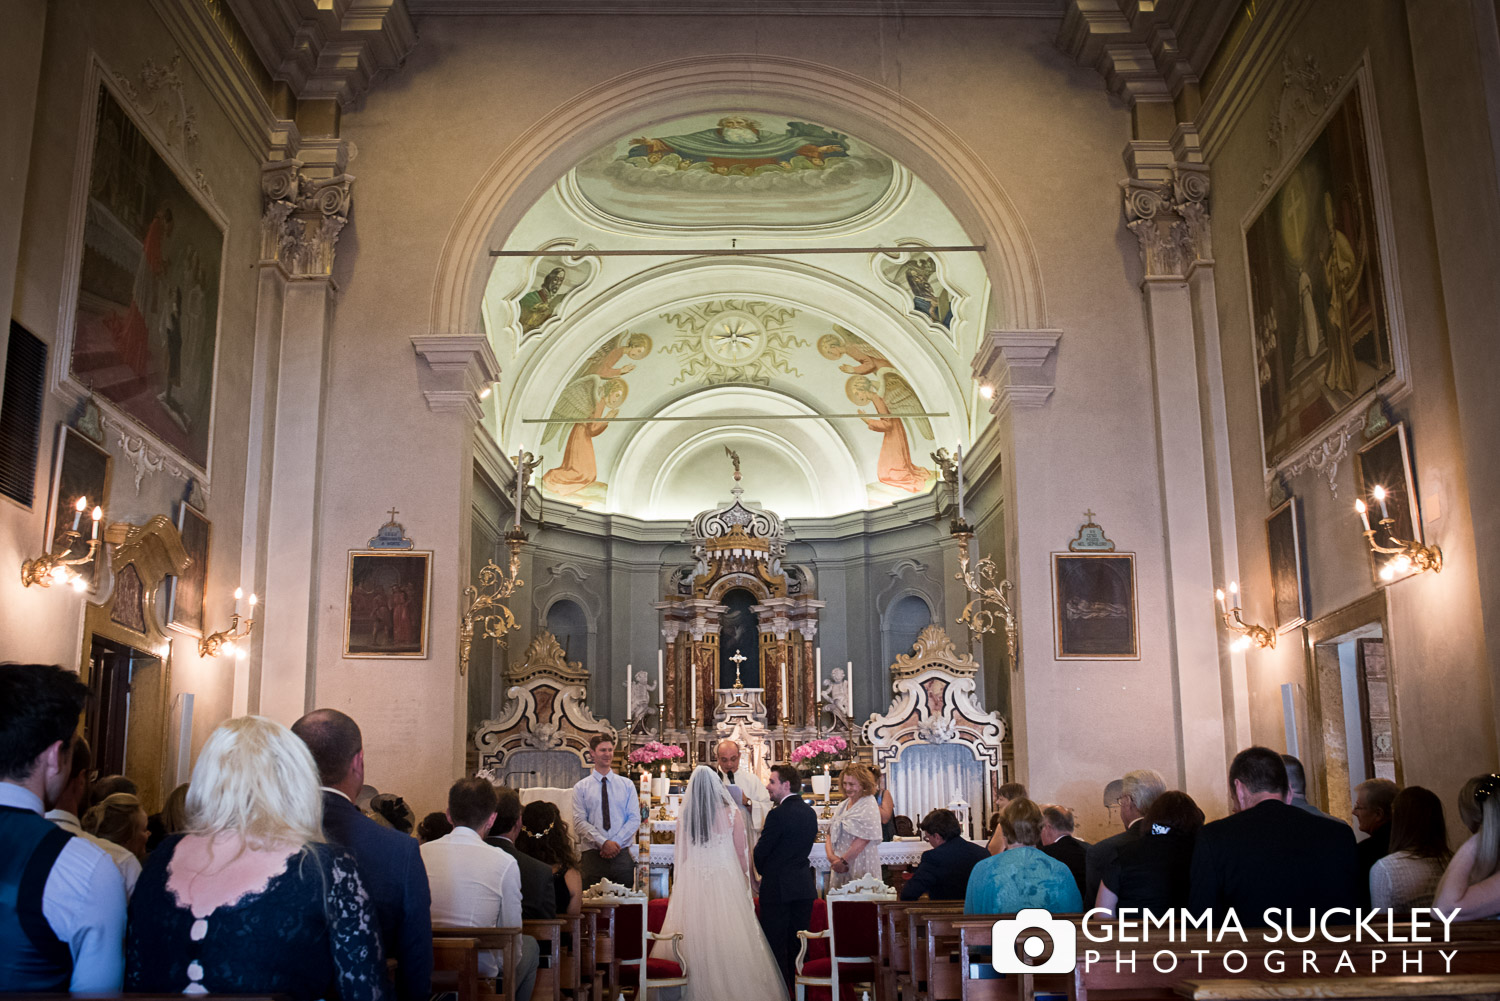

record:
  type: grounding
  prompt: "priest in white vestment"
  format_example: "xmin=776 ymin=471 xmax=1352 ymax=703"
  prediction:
xmin=714 ymin=739 xmax=772 ymax=835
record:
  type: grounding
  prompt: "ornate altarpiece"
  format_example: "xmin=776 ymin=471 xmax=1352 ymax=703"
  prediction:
xmin=651 ymin=482 xmax=826 ymax=766
xmin=864 ymin=625 xmax=1009 ymax=839
xmin=473 ymin=630 xmax=616 ymax=788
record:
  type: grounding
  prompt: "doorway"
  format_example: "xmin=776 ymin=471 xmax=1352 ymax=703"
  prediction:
xmin=1302 ymin=592 xmax=1400 ymax=823
xmin=84 ymin=637 xmax=162 ymax=779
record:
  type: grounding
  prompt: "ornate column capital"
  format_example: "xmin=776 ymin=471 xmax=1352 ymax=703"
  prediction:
xmin=260 ymin=155 xmax=354 ymax=279
xmin=972 ymin=329 xmax=1063 ymax=414
xmin=1122 ymin=161 xmax=1212 ymax=279
xmin=410 ymin=335 xmax=501 ymax=422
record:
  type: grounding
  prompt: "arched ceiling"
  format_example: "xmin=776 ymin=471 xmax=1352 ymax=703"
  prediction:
xmin=483 ymin=107 xmax=993 ymax=520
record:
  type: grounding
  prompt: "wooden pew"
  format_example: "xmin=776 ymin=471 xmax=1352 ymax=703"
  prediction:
xmin=905 ymin=904 xmax=965 ymax=1001
xmin=433 ymin=936 xmax=482 ymax=1001
xmin=576 ymin=908 xmax=603 ymax=1000
xmin=923 ymin=913 xmax=973 ymax=1001
xmin=524 ymin=918 xmax=564 ymax=1001
xmin=582 ymin=902 xmax=619 ymax=1000
xmin=879 ymin=900 xmax=960 ymax=1001
xmin=433 ymin=925 xmax=524 ymax=1001
xmin=1175 ymin=974 xmax=1500 ymax=1000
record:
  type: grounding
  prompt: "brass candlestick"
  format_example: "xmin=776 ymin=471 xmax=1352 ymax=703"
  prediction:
xmin=951 ymin=520 xmax=1019 ymax=665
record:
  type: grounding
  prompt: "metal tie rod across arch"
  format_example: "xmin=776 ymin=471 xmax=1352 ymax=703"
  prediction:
xmin=490 ymin=245 xmax=985 ymax=257
xmin=521 ymin=411 xmax=950 ymax=423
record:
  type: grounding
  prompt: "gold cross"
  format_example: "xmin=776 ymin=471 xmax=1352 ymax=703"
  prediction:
xmin=387 ymin=507 xmax=400 ymax=523
xmin=1083 ymin=509 xmax=1097 ymax=523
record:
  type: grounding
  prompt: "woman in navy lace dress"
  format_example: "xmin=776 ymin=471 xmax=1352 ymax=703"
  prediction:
xmin=126 ymin=716 xmax=384 ymax=1001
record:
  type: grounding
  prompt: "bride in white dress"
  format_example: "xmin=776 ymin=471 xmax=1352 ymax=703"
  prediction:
xmin=652 ymin=764 xmax=788 ymax=1001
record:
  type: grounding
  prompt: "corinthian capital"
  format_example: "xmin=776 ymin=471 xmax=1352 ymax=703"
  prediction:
xmin=1122 ymin=178 xmax=1184 ymax=278
xmin=1172 ymin=162 xmax=1212 ymax=265
xmin=260 ymin=159 xmax=354 ymax=279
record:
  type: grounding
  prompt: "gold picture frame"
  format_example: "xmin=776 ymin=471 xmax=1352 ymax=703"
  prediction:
xmin=344 ymin=550 xmax=432 ymax=659
xmin=166 ymin=502 xmax=210 ymax=636
xmin=1052 ymin=553 xmax=1139 ymax=660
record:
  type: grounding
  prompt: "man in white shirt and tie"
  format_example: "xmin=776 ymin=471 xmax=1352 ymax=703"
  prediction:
xmin=421 ymin=777 xmax=538 ymax=1001
xmin=571 ymin=735 xmax=639 ymax=889
xmin=43 ymin=735 xmax=141 ymax=896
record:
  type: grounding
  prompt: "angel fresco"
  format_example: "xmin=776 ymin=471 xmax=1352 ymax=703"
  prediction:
xmin=847 ymin=373 xmax=933 ymax=494
xmin=818 ymin=324 xmax=892 ymax=375
xmin=539 ymin=332 xmax=653 ymax=499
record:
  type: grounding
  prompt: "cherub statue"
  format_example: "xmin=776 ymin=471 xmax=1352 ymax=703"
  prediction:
xmin=628 ymin=669 xmax=658 ymax=719
xmin=820 ymin=666 xmax=852 ymax=716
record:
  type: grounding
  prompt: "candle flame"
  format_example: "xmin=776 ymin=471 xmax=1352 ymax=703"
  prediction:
xmin=1354 ymin=499 xmax=1366 ymax=513
xmin=979 ymin=383 xmax=995 ymax=400
xmin=249 ymin=593 xmax=259 ymax=606
xmin=1372 ymin=485 xmax=1387 ymax=501
xmin=91 ymin=506 xmax=102 ymax=521
xmin=234 ymin=587 xmax=244 ymax=600
xmin=1228 ymin=581 xmax=1238 ymax=595
xmin=1214 ymin=588 xmax=1225 ymax=602
xmin=74 ymin=496 xmax=88 ymax=512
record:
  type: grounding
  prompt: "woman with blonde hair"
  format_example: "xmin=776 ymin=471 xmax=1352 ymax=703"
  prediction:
xmin=84 ymin=792 xmax=150 ymax=861
xmin=125 ymin=716 xmax=383 ymax=1000
xmin=1434 ymin=774 xmax=1500 ymax=919
xmin=825 ymin=763 xmax=884 ymax=888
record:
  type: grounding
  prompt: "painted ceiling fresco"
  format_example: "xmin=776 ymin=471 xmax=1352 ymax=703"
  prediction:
xmin=572 ymin=111 xmax=897 ymax=229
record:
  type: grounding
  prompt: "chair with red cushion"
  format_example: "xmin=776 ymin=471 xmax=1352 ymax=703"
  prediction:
xmin=794 ymin=876 xmax=897 ymax=1001
xmin=585 ymin=882 xmax=688 ymax=999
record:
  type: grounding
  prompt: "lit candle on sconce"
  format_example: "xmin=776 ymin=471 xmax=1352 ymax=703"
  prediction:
xmin=1371 ymin=485 xmax=1391 ymax=521
xmin=234 ymin=587 xmax=243 ymax=615
xmin=1355 ymin=499 xmax=1372 ymax=532
xmin=1228 ymin=581 xmax=1239 ymax=606
xmin=1215 ymin=588 xmax=1228 ymax=614
xmin=90 ymin=506 xmax=102 ymax=540
xmin=71 ymin=497 xmax=87 ymax=532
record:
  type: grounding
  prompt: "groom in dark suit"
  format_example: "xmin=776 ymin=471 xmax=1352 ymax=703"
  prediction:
xmin=755 ymin=763 xmax=819 ymax=990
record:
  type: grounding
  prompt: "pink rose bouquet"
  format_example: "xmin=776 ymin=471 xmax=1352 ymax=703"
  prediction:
xmin=789 ymin=735 xmax=849 ymax=770
xmin=627 ymin=741 xmax=686 ymax=765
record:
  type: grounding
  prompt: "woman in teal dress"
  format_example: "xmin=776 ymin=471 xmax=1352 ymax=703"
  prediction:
xmin=964 ymin=798 xmax=1083 ymax=914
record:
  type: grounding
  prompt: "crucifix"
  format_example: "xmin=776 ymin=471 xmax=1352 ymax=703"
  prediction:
xmin=387 ymin=507 xmax=400 ymax=523
xmin=729 ymin=648 xmax=747 ymax=690
xmin=1083 ymin=509 xmax=1097 ymax=523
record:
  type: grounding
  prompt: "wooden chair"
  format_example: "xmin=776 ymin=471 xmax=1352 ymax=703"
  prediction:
xmin=582 ymin=879 xmax=688 ymax=1000
xmin=433 ymin=926 xmax=524 ymax=1001
xmin=432 ymin=937 xmax=482 ymax=1001
xmin=577 ymin=907 xmax=604 ymax=1000
xmin=795 ymin=875 xmax=898 ymax=1001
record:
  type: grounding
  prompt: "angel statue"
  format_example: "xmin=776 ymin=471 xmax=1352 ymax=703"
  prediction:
xmin=820 ymin=665 xmax=852 ymax=716
xmin=847 ymin=372 xmax=932 ymax=493
xmin=628 ymin=669 xmax=658 ymax=720
xmin=817 ymin=324 xmax=892 ymax=375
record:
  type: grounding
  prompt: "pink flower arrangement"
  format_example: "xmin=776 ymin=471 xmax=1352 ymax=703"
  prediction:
xmin=789 ymin=735 xmax=848 ymax=770
xmin=628 ymin=741 xmax=685 ymax=765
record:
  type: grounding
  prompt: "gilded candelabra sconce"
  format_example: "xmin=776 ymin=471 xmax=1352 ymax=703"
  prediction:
xmin=201 ymin=588 xmax=258 ymax=659
xmin=22 ymin=497 xmax=103 ymax=590
xmin=1355 ymin=486 xmax=1442 ymax=582
xmin=933 ymin=447 xmax=1020 ymax=663
xmin=459 ymin=450 xmax=540 ymax=676
xmin=1214 ymin=581 xmax=1274 ymax=652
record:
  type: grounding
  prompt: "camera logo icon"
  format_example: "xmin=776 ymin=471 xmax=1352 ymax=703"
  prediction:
xmin=992 ymin=909 xmax=1077 ymax=974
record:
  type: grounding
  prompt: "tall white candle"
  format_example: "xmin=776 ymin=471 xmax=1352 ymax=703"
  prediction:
xmin=72 ymin=497 xmax=86 ymax=532
xmin=815 ymin=648 xmax=823 ymax=699
xmin=515 ymin=457 xmax=523 ymax=530
xmin=90 ymin=506 xmax=102 ymax=540
xmin=657 ymin=649 xmax=664 ymax=708
xmin=624 ymin=662 xmax=632 ymax=719
xmin=689 ymin=659 xmax=697 ymax=721
xmin=956 ymin=445 xmax=966 ymax=522
xmin=780 ymin=660 xmax=789 ymax=720
xmin=847 ymin=660 xmax=854 ymax=715
xmin=1355 ymin=499 xmax=1372 ymax=532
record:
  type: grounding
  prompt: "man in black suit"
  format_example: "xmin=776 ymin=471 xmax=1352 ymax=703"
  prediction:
xmin=1189 ymin=746 xmax=1360 ymax=925
xmin=1038 ymin=804 xmax=1089 ymax=904
xmin=292 ymin=709 xmax=433 ymax=1001
xmin=486 ymin=786 xmax=557 ymax=919
xmin=1085 ymin=769 xmax=1166 ymax=905
xmin=1353 ymin=778 xmax=1398 ymax=884
xmin=754 ymin=763 xmax=819 ymax=991
xmin=901 ymin=808 xmax=988 ymax=901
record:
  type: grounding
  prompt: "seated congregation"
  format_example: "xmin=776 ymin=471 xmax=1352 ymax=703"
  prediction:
xmin=5 ymin=661 xmax=1500 ymax=1001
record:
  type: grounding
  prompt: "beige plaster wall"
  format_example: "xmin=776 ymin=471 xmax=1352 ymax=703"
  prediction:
xmin=1 ymin=0 xmax=264 ymax=799
xmin=316 ymin=13 xmax=1193 ymax=828
xmin=1203 ymin=0 xmax=1498 ymax=830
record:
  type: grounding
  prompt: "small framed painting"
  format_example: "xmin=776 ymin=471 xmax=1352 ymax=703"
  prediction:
xmin=167 ymin=502 xmax=210 ymax=636
xmin=345 ymin=551 xmax=432 ymax=658
xmin=1052 ymin=553 xmax=1139 ymax=660
xmin=1355 ymin=422 xmax=1421 ymax=584
xmin=44 ymin=425 xmax=113 ymax=588
xmin=1266 ymin=498 xmax=1309 ymax=632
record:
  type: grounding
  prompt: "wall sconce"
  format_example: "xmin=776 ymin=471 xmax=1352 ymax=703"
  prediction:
xmin=200 ymin=588 xmax=257 ymax=659
xmin=1355 ymin=487 xmax=1442 ymax=581
xmin=934 ymin=445 xmax=1020 ymax=666
xmin=21 ymin=498 xmax=103 ymax=590
xmin=458 ymin=450 xmax=539 ymax=676
xmin=1215 ymin=581 xmax=1275 ymax=652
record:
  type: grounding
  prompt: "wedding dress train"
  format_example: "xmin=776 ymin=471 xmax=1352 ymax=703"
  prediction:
xmin=652 ymin=765 xmax=788 ymax=1001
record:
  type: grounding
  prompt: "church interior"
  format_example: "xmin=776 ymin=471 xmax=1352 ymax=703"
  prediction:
xmin=4 ymin=0 xmax=1500 ymax=857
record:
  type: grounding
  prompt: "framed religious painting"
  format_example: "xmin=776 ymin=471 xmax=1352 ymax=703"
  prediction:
xmin=1266 ymin=498 xmax=1309 ymax=632
xmin=166 ymin=502 xmax=210 ymax=636
xmin=43 ymin=424 xmax=113 ymax=589
xmin=1244 ymin=69 xmax=1400 ymax=470
xmin=1355 ymin=422 xmax=1422 ymax=584
xmin=1052 ymin=553 xmax=1139 ymax=660
xmin=345 ymin=551 xmax=432 ymax=658
xmin=63 ymin=71 xmax=226 ymax=477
